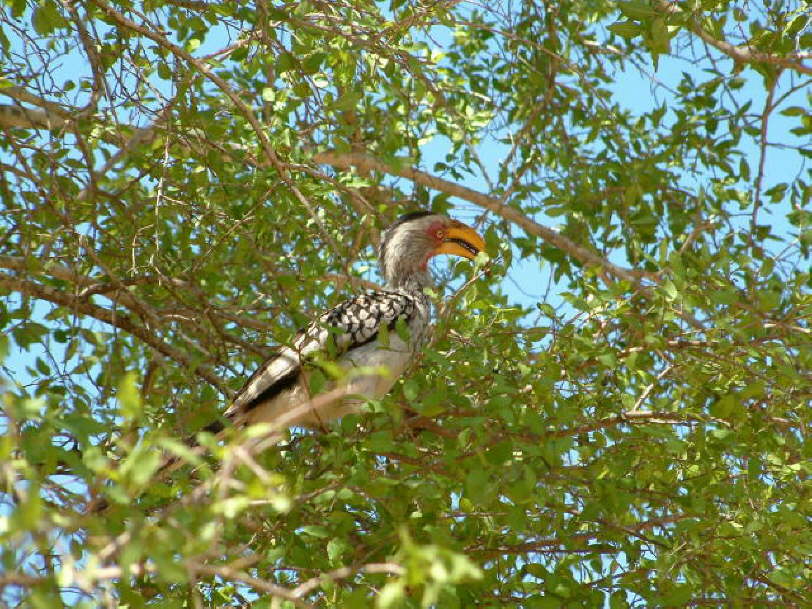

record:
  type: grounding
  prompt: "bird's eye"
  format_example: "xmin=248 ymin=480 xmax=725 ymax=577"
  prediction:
xmin=435 ymin=229 xmax=446 ymax=240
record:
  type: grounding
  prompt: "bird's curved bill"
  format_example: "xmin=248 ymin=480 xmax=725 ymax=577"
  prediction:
xmin=434 ymin=222 xmax=486 ymax=261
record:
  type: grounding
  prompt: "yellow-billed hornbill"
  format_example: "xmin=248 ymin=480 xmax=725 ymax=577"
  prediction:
xmin=86 ymin=212 xmax=484 ymax=513
xmin=211 ymin=211 xmax=486 ymax=431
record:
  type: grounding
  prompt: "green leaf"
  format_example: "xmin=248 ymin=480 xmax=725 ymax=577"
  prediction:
xmin=0 ymin=333 xmax=9 ymax=361
xmin=617 ymin=1 xmax=658 ymax=19
xmin=11 ymin=483 xmax=42 ymax=530
xmin=661 ymin=279 xmax=679 ymax=301
xmin=35 ymin=357 xmax=50 ymax=376
xmin=31 ymin=2 xmax=65 ymax=35
xmin=117 ymin=371 xmax=142 ymax=420
xmin=710 ymin=394 xmax=735 ymax=418
xmin=378 ymin=581 xmax=406 ymax=609
xmin=464 ymin=468 xmax=489 ymax=504
xmin=781 ymin=106 xmax=807 ymax=117
xmin=303 ymin=52 xmax=326 ymax=75
xmin=122 ymin=443 xmax=162 ymax=486
xmin=276 ymin=52 xmax=295 ymax=73
xmin=300 ymin=525 xmax=331 ymax=538
xmin=327 ymin=537 xmax=349 ymax=564
xmin=648 ymin=17 xmax=671 ymax=54
xmin=608 ymin=21 xmax=642 ymax=38
xmin=402 ymin=378 xmax=419 ymax=401
xmin=157 ymin=61 xmax=172 ymax=80
xmin=2 ymin=2 xmax=810 ymax=606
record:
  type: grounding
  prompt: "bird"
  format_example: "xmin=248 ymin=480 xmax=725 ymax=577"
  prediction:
xmin=85 ymin=211 xmax=484 ymax=513
xmin=206 ymin=210 xmax=486 ymax=432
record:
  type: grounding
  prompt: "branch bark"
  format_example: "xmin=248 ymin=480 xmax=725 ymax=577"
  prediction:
xmin=0 ymin=252 xmax=278 ymax=345
xmin=93 ymin=0 xmax=345 ymax=258
xmin=190 ymin=563 xmax=315 ymax=609
xmin=314 ymin=151 xmax=646 ymax=284
xmin=0 ymin=560 xmax=317 ymax=609
xmin=290 ymin=563 xmax=405 ymax=598
xmin=0 ymin=104 xmax=70 ymax=130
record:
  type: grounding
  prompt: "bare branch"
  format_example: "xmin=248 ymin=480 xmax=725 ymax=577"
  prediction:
xmin=190 ymin=563 xmax=315 ymax=609
xmin=751 ymin=76 xmax=779 ymax=242
xmin=629 ymin=363 xmax=675 ymax=413
xmin=291 ymin=563 xmax=405 ymax=598
xmin=0 ymin=85 xmax=77 ymax=130
xmin=0 ymin=85 xmax=76 ymax=117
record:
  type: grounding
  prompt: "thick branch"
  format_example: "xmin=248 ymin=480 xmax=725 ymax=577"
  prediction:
xmin=0 ymin=273 xmax=229 ymax=395
xmin=470 ymin=533 xmax=598 ymax=560
xmin=695 ymin=34 xmax=811 ymax=77
xmin=0 ymin=255 xmax=95 ymax=287
xmin=0 ymin=105 xmax=70 ymax=130
xmin=0 ymin=560 xmax=315 ymax=609
xmin=0 ymin=85 xmax=76 ymax=116
xmin=0 ymin=86 xmax=243 ymax=174
xmin=538 ymin=410 xmax=799 ymax=439
xmin=314 ymin=151 xmax=644 ymax=283
xmin=0 ymin=253 xmax=277 ymax=338
xmin=0 ymin=85 xmax=76 ymax=130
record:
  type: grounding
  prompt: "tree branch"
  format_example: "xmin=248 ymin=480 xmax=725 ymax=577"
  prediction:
xmin=0 ymin=84 xmax=78 ymax=130
xmin=469 ymin=533 xmax=598 ymax=559
xmin=94 ymin=0 xmax=343 ymax=257
xmin=1 ymin=560 xmax=316 ymax=609
xmin=0 ymin=84 xmax=76 ymax=117
xmin=190 ymin=563 xmax=315 ymax=609
xmin=0 ymin=104 xmax=70 ymax=130
xmin=314 ymin=151 xmax=646 ymax=284
xmin=658 ymin=1 xmax=812 ymax=76
xmin=0 ymin=252 xmax=277 ymax=342
xmin=291 ymin=562 xmax=405 ymax=598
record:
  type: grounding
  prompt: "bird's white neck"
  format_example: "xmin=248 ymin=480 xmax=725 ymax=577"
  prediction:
xmin=384 ymin=270 xmax=432 ymax=293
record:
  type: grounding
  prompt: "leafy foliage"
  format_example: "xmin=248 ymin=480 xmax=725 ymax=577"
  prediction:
xmin=1 ymin=0 xmax=810 ymax=607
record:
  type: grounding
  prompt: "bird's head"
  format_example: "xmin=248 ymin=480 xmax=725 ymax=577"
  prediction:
xmin=379 ymin=211 xmax=486 ymax=289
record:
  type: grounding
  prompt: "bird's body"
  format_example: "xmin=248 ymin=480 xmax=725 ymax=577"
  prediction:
xmin=214 ymin=211 xmax=485 ymax=431
xmin=221 ymin=288 xmax=431 ymax=428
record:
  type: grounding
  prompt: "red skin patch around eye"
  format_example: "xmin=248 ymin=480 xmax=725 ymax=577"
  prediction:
xmin=421 ymin=221 xmax=448 ymax=269
xmin=425 ymin=220 xmax=447 ymax=242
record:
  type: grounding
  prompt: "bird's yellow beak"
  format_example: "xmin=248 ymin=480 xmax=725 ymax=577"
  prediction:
xmin=433 ymin=221 xmax=486 ymax=261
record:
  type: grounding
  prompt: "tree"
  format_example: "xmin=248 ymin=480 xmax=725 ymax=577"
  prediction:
xmin=1 ymin=0 xmax=810 ymax=607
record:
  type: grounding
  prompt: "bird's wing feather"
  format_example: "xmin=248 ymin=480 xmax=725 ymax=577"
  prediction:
xmin=220 ymin=290 xmax=417 ymax=423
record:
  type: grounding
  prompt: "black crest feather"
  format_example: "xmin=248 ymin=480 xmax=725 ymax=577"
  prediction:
xmin=392 ymin=210 xmax=435 ymax=227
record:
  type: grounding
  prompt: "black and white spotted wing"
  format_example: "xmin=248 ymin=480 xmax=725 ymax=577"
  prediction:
xmin=321 ymin=290 xmax=418 ymax=351
xmin=218 ymin=290 xmax=419 ymax=426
